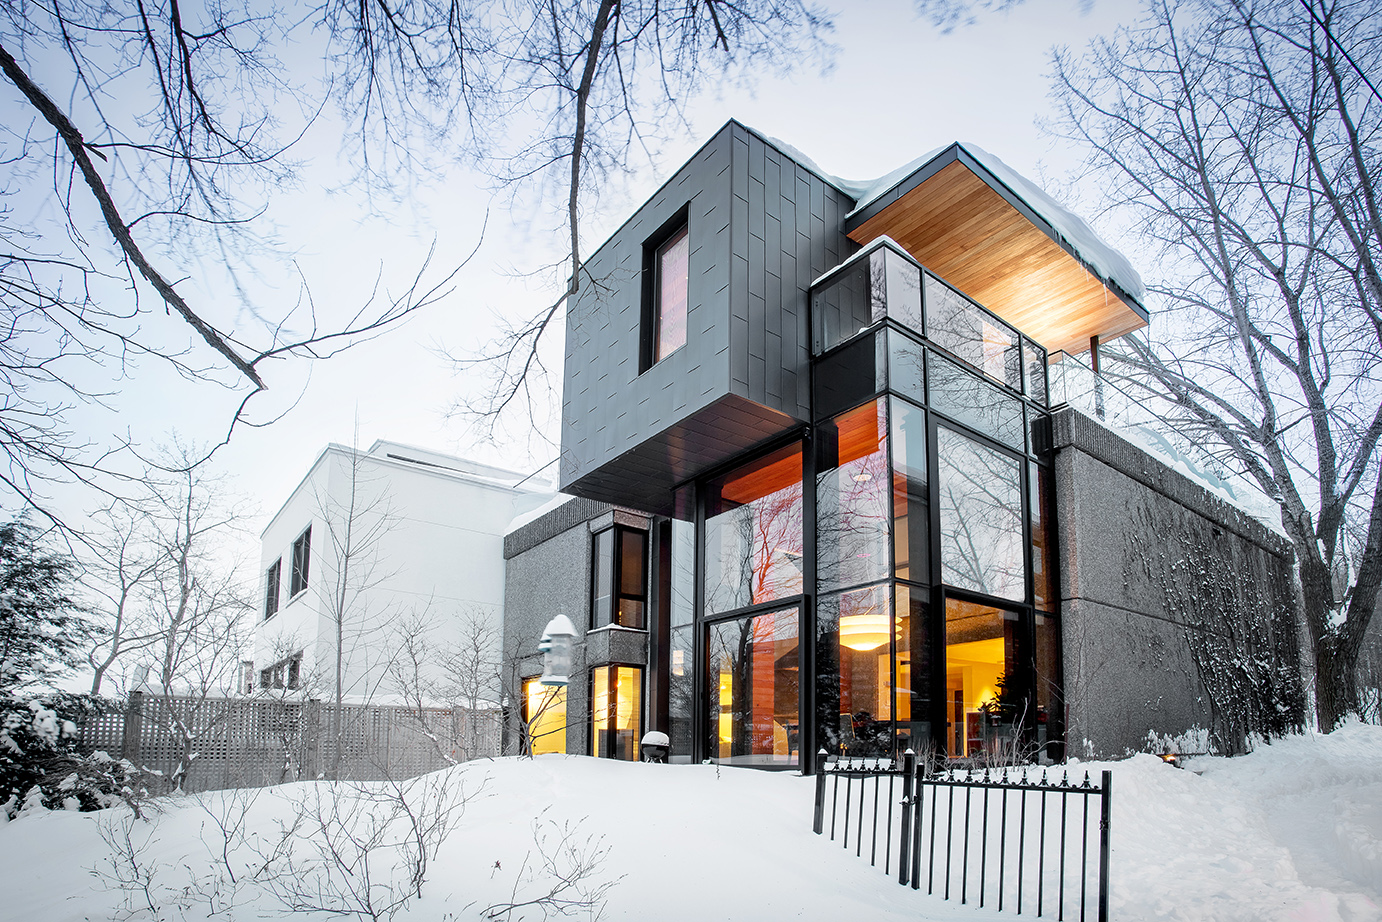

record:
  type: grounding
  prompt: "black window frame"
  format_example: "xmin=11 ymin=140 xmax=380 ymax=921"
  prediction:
xmin=258 ymin=651 xmax=303 ymax=691
xmin=590 ymin=524 xmax=648 ymax=630
xmin=640 ymin=208 xmax=691 ymax=372
xmin=588 ymin=664 xmax=645 ymax=760
xmin=264 ymin=558 xmax=282 ymax=621
xmin=290 ymin=526 xmax=311 ymax=598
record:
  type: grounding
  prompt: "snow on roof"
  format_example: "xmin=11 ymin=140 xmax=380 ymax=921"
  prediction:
xmin=754 ymin=127 xmax=1146 ymax=305
xmin=505 ymin=492 xmax=577 ymax=536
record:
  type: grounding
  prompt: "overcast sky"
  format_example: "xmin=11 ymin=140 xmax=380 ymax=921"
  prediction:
xmin=10 ymin=0 xmax=1149 ymax=546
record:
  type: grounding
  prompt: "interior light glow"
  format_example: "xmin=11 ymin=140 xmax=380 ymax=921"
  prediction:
xmin=839 ymin=613 xmax=896 ymax=652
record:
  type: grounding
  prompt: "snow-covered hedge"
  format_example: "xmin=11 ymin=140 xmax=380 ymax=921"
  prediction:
xmin=0 ymin=693 xmax=148 ymax=819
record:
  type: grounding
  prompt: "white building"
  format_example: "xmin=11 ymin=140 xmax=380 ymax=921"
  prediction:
xmin=253 ymin=440 xmax=555 ymax=701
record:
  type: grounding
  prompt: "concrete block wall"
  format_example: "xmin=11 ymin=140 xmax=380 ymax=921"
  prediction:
xmin=1053 ymin=408 xmax=1303 ymax=756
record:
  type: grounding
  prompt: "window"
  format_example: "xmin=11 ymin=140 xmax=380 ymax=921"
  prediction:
xmin=264 ymin=558 xmax=282 ymax=620
xmin=936 ymin=427 xmax=1025 ymax=601
xmin=590 ymin=665 xmax=642 ymax=760
xmin=259 ymin=652 xmax=303 ymax=690
xmin=290 ymin=526 xmax=311 ymax=597
xmin=591 ymin=526 xmax=647 ymax=629
xmin=816 ymin=400 xmax=890 ymax=594
xmin=646 ymin=222 xmax=689 ymax=367
xmin=708 ymin=607 xmax=800 ymax=766
xmin=703 ymin=442 xmax=804 ymax=615
xmin=522 ymin=677 xmax=567 ymax=755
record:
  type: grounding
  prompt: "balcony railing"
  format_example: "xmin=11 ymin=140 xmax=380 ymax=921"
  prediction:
xmin=810 ymin=237 xmax=1048 ymax=406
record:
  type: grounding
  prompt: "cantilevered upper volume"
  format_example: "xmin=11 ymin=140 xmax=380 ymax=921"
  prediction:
xmin=840 ymin=142 xmax=1147 ymax=357
xmin=558 ymin=120 xmax=1147 ymax=511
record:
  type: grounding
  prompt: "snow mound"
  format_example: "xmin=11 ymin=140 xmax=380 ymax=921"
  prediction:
xmin=1 ymin=725 xmax=1379 ymax=921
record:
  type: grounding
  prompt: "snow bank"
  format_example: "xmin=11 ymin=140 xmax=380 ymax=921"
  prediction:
xmin=2 ymin=725 xmax=1378 ymax=921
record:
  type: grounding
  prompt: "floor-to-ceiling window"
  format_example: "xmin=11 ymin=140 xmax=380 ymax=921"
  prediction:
xmin=590 ymin=665 xmax=642 ymax=760
xmin=707 ymin=607 xmax=800 ymax=766
xmin=699 ymin=443 xmax=805 ymax=766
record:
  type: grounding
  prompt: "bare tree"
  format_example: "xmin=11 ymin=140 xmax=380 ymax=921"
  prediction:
xmin=446 ymin=0 xmax=832 ymax=433
xmin=82 ymin=503 xmax=166 ymax=697
xmin=0 ymin=1 xmax=466 ymax=529
xmin=310 ymin=441 xmax=402 ymax=777
xmin=126 ymin=453 xmax=252 ymax=792
xmin=387 ymin=607 xmax=504 ymax=764
xmin=2 ymin=1 xmax=831 ymax=526
xmin=1049 ymin=0 xmax=1382 ymax=728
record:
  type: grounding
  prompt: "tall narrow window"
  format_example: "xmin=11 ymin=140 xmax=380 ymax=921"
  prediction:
xmin=591 ymin=526 xmax=647 ymax=629
xmin=264 ymin=558 xmax=282 ymax=620
xmin=590 ymin=665 xmax=643 ymax=760
xmin=653 ymin=225 xmax=689 ymax=362
xmin=523 ymin=677 xmax=567 ymax=755
xmin=290 ymin=526 xmax=311 ymax=597
xmin=703 ymin=443 xmax=804 ymax=615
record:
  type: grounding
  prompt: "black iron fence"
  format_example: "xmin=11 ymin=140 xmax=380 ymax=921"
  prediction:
xmin=812 ymin=751 xmax=1112 ymax=921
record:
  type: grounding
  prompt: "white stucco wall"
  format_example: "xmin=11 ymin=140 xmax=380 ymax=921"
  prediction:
xmin=254 ymin=440 xmax=554 ymax=701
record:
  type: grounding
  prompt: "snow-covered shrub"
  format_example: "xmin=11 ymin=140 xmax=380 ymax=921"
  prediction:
xmin=0 ymin=693 xmax=148 ymax=819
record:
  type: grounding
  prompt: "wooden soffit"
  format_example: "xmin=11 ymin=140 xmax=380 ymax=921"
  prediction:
xmin=844 ymin=149 xmax=1148 ymax=358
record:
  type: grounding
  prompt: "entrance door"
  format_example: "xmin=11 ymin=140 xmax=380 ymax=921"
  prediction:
xmin=944 ymin=597 xmax=1021 ymax=761
xmin=706 ymin=607 xmax=800 ymax=767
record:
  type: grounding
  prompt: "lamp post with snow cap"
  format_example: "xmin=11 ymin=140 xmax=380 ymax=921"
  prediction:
xmin=538 ymin=614 xmax=577 ymax=687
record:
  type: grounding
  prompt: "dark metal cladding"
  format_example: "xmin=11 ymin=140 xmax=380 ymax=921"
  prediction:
xmin=559 ymin=121 xmax=858 ymax=513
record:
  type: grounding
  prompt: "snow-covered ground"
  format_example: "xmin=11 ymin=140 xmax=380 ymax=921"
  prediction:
xmin=1 ymin=723 xmax=1378 ymax=921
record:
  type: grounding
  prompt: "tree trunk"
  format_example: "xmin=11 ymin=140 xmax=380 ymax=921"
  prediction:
xmin=1313 ymin=631 xmax=1359 ymax=732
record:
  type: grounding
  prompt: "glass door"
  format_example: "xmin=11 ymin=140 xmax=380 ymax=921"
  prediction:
xmin=706 ymin=606 xmax=800 ymax=767
xmin=944 ymin=597 xmax=1021 ymax=761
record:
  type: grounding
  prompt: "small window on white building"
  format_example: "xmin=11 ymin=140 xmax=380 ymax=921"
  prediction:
xmin=264 ymin=558 xmax=282 ymax=620
xmin=290 ymin=526 xmax=311 ymax=597
xmin=259 ymin=652 xmax=304 ymax=690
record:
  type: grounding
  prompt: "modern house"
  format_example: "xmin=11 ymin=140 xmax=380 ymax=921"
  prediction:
xmin=255 ymin=440 xmax=555 ymax=701
xmin=502 ymin=120 xmax=1302 ymax=765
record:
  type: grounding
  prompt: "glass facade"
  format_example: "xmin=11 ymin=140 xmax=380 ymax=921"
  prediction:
xmin=581 ymin=238 xmax=1060 ymax=768
xmin=703 ymin=443 xmax=804 ymax=615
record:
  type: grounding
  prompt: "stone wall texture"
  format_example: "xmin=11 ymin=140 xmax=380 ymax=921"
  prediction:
xmin=1054 ymin=408 xmax=1304 ymax=757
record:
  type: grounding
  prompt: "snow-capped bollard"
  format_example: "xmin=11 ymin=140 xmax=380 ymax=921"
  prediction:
xmin=639 ymin=730 xmax=670 ymax=763
xmin=538 ymin=614 xmax=577 ymax=687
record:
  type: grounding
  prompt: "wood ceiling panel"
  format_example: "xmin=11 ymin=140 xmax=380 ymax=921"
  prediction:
xmin=848 ymin=161 xmax=1146 ymax=357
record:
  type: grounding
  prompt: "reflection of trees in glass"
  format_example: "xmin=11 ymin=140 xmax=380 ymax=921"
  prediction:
xmin=667 ymin=626 xmax=694 ymax=759
xmin=705 ymin=483 xmax=803 ymax=615
xmin=929 ymin=352 xmax=1026 ymax=451
xmin=816 ymin=585 xmax=894 ymax=757
xmin=925 ymin=274 xmax=1022 ymax=389
xmin=937 ymin=428 xmax=1025 ymax=601
xmin=816 ymin=404 xmax=890 ymax=593
xmin=708 ymin=609 xmax=798 ymax=762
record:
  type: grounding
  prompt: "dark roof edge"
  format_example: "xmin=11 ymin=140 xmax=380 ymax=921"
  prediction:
xmin=579 ymin=120 xmax=860 ymax=274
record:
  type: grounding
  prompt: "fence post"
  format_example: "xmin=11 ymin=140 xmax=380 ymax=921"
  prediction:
xmin=121 ymin=691 xmax=143 ymax=765
xmin=304 ymin=700 xmax=321 ymax=780
xmin=898 ymin=749 xmax=916 ymax=887
xmin=812 ymin=749 xmax=828 ymax=834
xmin=1098 ymin=770 xmax=1113 ymax=922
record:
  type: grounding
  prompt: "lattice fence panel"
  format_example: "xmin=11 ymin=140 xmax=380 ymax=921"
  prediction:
xmin=77 ymin=693 xmax=499 ymax=794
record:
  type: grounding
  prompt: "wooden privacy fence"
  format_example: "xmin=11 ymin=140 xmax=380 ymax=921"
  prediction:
xmin=79 ymin=691 xmax=502 ymax=793
xmin=813 ymin=751 xmax=1112 ymax=922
